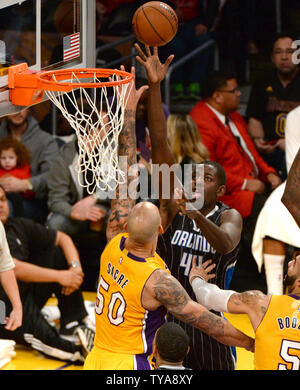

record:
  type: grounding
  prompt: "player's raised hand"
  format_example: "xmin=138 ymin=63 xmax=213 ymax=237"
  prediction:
xmin=134 ymin=43 xmax=174 ymax=84
xmin=121 ymin=65 xmax=149 ymax=110
xmin=174 ymin=187 xmax=202 ymax=219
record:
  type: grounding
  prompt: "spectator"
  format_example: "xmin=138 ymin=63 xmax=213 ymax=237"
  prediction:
xmin=0 ymin=185 xmax=95 ymax=364
xmin=153 ymin=322 xmax=191 ymax=370
xmin=0 ymin=137 xmax=34 ymax=200
xmin=247 ymin=32 xmax=300 ymax=181
xmin=167 ymin=113 xmax=209 ymax=166
xmin=159 ymin=0 xmax=218 ymax=99
xmin=0 ymin=108 xmax=59 ymax=223
xmin=46 ymin=134 xmax=111 ymax=291
xmin=46 ymin=136 xmax=110 ymax=237
xmin=213 ymin=0 xmax=258 ymax=84
xmin=0 ymin=216 xmax=22 ymax=331
xmin=189 ymin=70 xmax=282 ymax=292
xmin=252 ymin=105 xmax=300 ymax=295
xmin=97 ymin=0 xmax=139 ymax=36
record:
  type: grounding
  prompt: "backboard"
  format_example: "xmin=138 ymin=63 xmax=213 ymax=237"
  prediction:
xmin=0 ymin=0 xmax=96 ymax=117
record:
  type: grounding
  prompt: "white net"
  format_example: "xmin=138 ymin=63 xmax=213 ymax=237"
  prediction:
xmin=44 ymin=70 xmax=132 ymax=194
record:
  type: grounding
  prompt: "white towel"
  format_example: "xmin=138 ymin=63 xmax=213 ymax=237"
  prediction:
xmin=252 ymin=182 xmax=300 ymax=272
xmin=0 ymin=339 xmax=16 ymax=369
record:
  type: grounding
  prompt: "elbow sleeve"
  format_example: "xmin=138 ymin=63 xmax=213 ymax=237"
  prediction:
xmin=191 ymin=278 xmax=235 ymax=312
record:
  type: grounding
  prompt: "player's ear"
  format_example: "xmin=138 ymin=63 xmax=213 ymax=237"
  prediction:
xmin=124 ymin=222 xmax=128 ymax=231
xmin=158 ymin=224 xmax=164 ymax=235
xmin=217 ymin=184 xmax=226 ymax=197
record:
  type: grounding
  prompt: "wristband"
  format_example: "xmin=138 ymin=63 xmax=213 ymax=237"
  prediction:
xmin=69 ymin=261 xmax=81 ymax=268
xmin=191 ymin=277 xmax=235 ymax=312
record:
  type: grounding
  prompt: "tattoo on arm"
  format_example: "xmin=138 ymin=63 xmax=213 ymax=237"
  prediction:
xmin=106 ymin=109 xmax=137 ymax=241
xmin=230 ymin=291 xmax=268 ymax=315
xmin=152 ymin=271 xmax=226 ymax=337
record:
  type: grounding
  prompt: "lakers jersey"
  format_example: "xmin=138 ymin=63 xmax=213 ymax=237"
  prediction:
xmin=93 ymin=233 xmax=169 ymax=368
xmin=255 ymin=295 xmax=300 ymax=370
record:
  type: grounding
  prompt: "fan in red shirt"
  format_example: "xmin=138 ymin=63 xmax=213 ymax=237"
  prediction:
xmin=0 ymin=137 xmax=34 ymax=200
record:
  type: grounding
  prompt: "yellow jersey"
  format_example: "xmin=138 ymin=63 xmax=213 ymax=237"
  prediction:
xmin=93 ymin=233 xmax=169 ymax=369
xmin=254 ymin=295 xmax=300 ymax=370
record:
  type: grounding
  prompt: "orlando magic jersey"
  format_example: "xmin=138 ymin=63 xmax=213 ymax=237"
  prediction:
xmin=157 ymin=201 xmax=239 ymax=370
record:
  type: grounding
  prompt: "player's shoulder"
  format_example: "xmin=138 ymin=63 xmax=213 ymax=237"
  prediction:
xmin=106 ymin=232 xmax=127 ymax=249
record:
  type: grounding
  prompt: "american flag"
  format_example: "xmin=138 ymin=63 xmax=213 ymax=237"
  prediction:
xmin=63 ymin=33 xmax=80 ymax=61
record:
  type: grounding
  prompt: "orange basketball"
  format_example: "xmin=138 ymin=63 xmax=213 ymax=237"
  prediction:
xmin=132 ymin=1 xmax=178 ymax=47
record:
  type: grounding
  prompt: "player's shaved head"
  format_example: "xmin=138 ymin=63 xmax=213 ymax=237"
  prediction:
xmin=127 ymin=201 xmax=161 ymax=244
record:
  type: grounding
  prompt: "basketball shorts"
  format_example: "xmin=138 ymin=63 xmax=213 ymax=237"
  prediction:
xmin=83 ymin=347 xmax=154 ymax=370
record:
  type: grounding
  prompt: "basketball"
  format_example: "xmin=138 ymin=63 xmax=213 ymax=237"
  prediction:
xmin=132 ymin=1 xmax=178 ymax=47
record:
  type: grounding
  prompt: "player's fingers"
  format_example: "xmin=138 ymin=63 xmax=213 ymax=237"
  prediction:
xmin=4 ymin=316 xmax=12 ymax=330
xmin=192 ymin=256 xmax=198 ymax=268
xmin=145 ymin=45 xmax=151 ymax=57
xmin=134 ymin=43 xmax=146 ymax=60
xmin=202 ymin=259 xmax=212 ymax=268
xmin=165 ymin=54 xmax=174 ymax=67
xmin=206 ymin=263 xmax=216 ymax=273
xmin=153 ymin=46 xmax=158 ymax=56
xmin=207 ymin=273 xmax=216 ymax=280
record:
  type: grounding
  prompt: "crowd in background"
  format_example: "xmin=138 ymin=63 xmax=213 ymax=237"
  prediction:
xmin=0 ymin=0 xmax=300 ymax=365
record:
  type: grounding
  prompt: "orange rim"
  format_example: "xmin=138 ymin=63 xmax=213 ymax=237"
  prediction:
xmin=37 ymin=67 xmax=133 ymax=91
xmin=8 ymin=63 xmax=134 ymax=106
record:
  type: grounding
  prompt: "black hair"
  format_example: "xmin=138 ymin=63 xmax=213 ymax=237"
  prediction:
xmin=271 ymin=31 xmax=298 ymax=53
xmin=155 ymin=322 xmax=190 ymax=363
xmin=199 ymin=160 xmax=226 ymax=186
xmin=201 ymin=71 xmax=237 ymax=100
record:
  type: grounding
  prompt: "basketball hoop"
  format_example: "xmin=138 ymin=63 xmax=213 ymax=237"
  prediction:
xmin=8 ymin=63 xmax=133 ymax=193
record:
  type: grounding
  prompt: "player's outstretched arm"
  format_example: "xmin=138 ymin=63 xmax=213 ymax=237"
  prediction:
xmin=282 ymin=148 xmax=300 ymax=228
xmin=189 ymin=258 xmax=270 ymax=332
xmin=135 ymin=44 xmax=175 ymax=168
xmin=106 ymin=66 xmax=148 ymax=242
xmin=143 ymin=269 xmax=254 ymax=351
xmin=135 ymin=44 xmax=180 ymax=230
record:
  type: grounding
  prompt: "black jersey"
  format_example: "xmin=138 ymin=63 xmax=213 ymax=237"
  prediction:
xmin=157 ymin=201 xmax=239 ymax=370
xmin=246 ymin=70 xmax=300 ymax=141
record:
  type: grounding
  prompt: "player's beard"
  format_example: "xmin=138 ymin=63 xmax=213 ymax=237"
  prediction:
xmin=284 ymin=273 xmax=297 ymax=289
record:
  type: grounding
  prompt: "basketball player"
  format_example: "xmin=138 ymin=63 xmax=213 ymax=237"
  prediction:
xmin=135 ymin=44 xmax=244 ymax=370
xmin=153 ymin=322 xmax=191 ymax=370
xmin=83 ymin=67 xmax=254 ymax=370
xmin=190 ymin=256 xmax=300 ymax=370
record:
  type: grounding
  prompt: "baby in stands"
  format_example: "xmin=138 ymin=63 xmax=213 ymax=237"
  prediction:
xmin=0 ymin=137 xmax=34 ymax=199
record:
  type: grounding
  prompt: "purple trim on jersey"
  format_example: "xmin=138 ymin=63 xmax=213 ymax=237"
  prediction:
xmin=288 ymin=294 xmax=300 ymax=300
xmin=135 ymin=306 xmax=167 ymax=370
xmin=120 ymin=236 xmax=147 ymax=262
